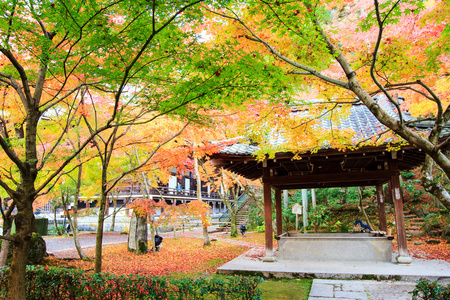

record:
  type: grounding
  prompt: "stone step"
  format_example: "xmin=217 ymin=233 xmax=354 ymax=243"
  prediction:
xmin=407 ymin=226 xmax=421 ymax=230
xmin=411 ymin=222 xmax=423 ymax=225
xmin=406 ymin=230 xmax=425 ymax=237
xmin=406 ymin=229 xmax=423 ymax=233
xmin=409 ymin=218 xmax=423 ymax=223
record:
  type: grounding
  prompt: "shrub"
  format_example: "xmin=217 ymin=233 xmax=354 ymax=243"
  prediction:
xmin=410 ymin=280 xmax=450 ymax=300
xmin=0 ymin=266 xmax=263 ymax=299
xmin=308 ymin=205 xmax=329 ymax=231
xmin=256 ymin=224 xmax=265 ymax=233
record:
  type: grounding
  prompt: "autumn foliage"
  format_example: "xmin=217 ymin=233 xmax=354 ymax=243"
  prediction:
xmin=47 ymin=237 xmax=249 ymax=276
xmin=127 ymin=199 xmax=167 ymax=218
xmin=392 ymin=236 xmax=450 ymax=261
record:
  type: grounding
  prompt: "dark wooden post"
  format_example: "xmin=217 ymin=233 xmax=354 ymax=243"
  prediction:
xmin=390 ymin=152 xmax=412 ymax=263
xmin=275 ymin=188 xmax=283 ymax=237
xmin=262 ymin=160 xmax=275 ymax=261
xmin=376 ymin=184 xmax=387 ymax=232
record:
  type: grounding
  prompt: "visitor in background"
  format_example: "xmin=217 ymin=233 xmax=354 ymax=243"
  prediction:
xmin=240 ymin=224 xmax=247 ymax=236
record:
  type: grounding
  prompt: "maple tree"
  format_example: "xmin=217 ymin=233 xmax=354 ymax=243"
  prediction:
xmin=204 ymin=0 xmax=450 ymax=210
xmin=198 ymin=160 xmax=245 ymax=237
xmin=127 ymin=198 xmax=168 ymax=255
xmin=186 ymin=200 xmax=213 ymax=230
xmin=80 ymin=99 xmax=191 ymax=271
xmin=0 ymin=0 xmax=281 ymax=298
xmin=158 ymin=202 xmax=191 ymax=239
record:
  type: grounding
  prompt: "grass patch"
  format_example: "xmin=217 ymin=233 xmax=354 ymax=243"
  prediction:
xmin=259 ymin=278 xmax=312 ymax=300
xmin=192 ymin=274 xmax=312 ymax=299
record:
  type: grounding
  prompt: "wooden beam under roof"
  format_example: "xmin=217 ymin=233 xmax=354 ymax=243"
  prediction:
xmin=264 ymin=170 xmax=397 ymax=186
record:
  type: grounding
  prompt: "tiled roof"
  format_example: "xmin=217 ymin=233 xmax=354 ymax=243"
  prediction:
xmin=219 ymin=95 xmax=437 ymax=156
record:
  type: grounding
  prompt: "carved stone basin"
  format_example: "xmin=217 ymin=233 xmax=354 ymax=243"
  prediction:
xmin=277 ymin=232 xmax=393 ymax=262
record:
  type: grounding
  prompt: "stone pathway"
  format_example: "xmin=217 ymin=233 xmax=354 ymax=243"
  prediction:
xmin=309 ymin=279 xmax=417 ymax=300
xmin=309 ymin=279 xmax=368 ymax=300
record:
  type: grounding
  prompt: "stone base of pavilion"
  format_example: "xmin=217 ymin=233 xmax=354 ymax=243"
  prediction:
xmin=217 ymin=248 xmax=450 ymax=282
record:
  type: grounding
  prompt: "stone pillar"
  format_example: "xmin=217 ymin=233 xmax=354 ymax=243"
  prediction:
xmin=275 ymin=189 xmax=283 ymax=237
xmin=390 ymin=153 xmax=411 ymax=264
xmin=262 ymin=160 xmax=275 ymax=261
xmin=376 ymin=184 xmax=387 ymax=232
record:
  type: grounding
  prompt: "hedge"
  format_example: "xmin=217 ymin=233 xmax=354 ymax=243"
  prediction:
xmin=0 ymin=266 xmax=262 ymax=299
xmin=411 ymin=280 xmax=450 ymax=300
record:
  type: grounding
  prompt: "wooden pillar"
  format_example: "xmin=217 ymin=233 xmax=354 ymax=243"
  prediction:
xmin=376 ymin=184 xmax=387 ymax=232
xmin=390 ymin=153 xmax=412 ymax=263
xmin=275 ymin=188 xmax=283 ymax=237
xmin=262 ymin=160 xmax=275 ymax=261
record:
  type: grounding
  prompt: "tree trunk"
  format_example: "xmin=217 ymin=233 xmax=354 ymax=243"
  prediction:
xmin=358 ymin=187 xmax=373 ymax=230
xmin=421 ymin=155 xmax=450 ymax=210
xmin=94 ymin=192 xmax=107 ymax=273
xmin=311 ymin=189 xmax=316 ymax=208
xmin=0 ymin=227 xmax=11 ymax=266
xmin=110 ymin=197 xmax=117 ymax=232
xmin=73 ymin=161 xmax=88 ymax=260
xmin=202 ymin=224 xmax=210 ymax=246
xmin=63 ymin=202 xmax=88 ymax=261
xmin=53 ymin=206 xmax=61 ymax=236
xmin=229 ymin=212 xmax=238 ymax=237
xmin=283 ymin=190 xmax=289 ymax=209
xmin=194 ymin=153 xmax=210 ymax=246
xmin=150 ymin=220 xmax=156 ymax=255
xmin=302 ymin=189 xmax=308 ymax=230
xmin=7 ymin=199 xmax=35 ymax=300
xmin=0 ymin=200 xmax=15 ymax=267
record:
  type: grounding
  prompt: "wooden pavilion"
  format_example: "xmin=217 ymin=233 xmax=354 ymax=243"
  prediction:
xmin=211 ymin=96 xmax=444 ymax=264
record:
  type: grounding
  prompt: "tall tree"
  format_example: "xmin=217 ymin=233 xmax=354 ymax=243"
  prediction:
xmin=0 ymin=1 xmax=275 ymax=298
xmin=206 ymin=0 xmax=450 ymax=209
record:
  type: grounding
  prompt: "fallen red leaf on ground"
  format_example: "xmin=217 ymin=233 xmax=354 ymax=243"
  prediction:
xmin=46 ymin=237 xmax=249 ymax=276
xmin=392 ymin=235 xmax=450 ymax=261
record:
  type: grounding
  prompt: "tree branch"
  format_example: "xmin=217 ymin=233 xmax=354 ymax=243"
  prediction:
xmin=370 ymin=0 xmax=403 ymax=124
xmin=202 ymin=6 xmax=349 ymax=89
xmin=0 ymin=235 xmax=15 ymax=242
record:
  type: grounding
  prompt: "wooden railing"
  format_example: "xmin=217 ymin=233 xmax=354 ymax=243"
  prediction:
xmin=114 ymin=186 xmax=234 ymax=201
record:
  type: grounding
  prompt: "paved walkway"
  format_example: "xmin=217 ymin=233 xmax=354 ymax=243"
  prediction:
xmin=309 ymin=279 xmax=417 ymax=300
xmin=44 ymin=227 xmax=228 ymax=258
xmin=217 ymin=251 xmax=450 ymax=282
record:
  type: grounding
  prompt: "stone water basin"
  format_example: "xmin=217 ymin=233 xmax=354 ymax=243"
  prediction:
xmin=277 ymin=232 xmax=393 ymax=262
